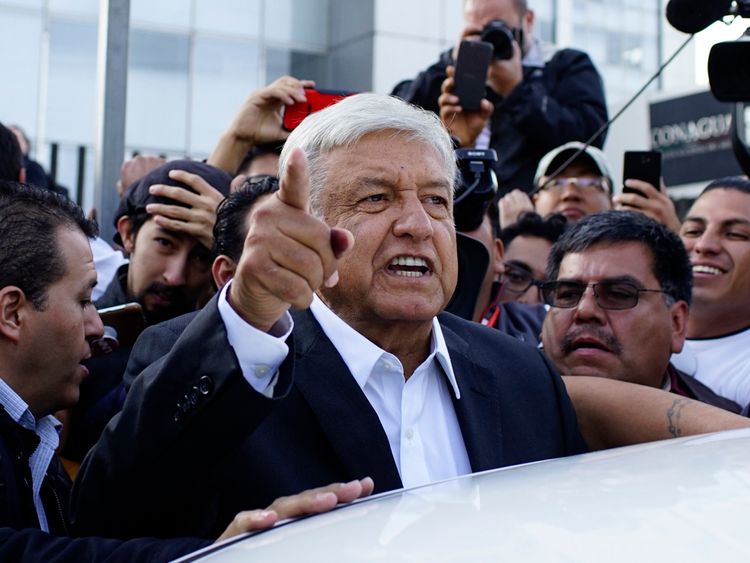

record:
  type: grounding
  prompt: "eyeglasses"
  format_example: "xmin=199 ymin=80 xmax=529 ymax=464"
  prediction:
xmin=501 ymin=262 xmax=545 ymax=294
xmin=540 ymin=280 xmax=670 ymax=310
xmin=539 ymin=177 xmax=610 ymax=194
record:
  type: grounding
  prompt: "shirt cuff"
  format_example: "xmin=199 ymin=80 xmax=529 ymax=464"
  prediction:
xmin=217 ymin=281 xmax=293 ymax=397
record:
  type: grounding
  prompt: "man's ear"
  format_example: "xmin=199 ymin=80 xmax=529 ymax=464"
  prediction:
xmin=18 ymin=167 xmax=26 ymax=184
xmin=0 ymin=287 xmax=28 ymax=343
xmin=211 ymin=255 xmax=237 ymax=290
xmin=116 ymin=216 xmax=136 ymax=254
xmin=491 ymin=238 xmax=505 ymax=277
xmin=669 ymin=300 xmax=689 ymax=354
xmin=523 ymin=9 xmax=535 ymax=34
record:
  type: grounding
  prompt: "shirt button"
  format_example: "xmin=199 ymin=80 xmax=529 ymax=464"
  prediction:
xmin=383 ymin=361 xmax=393 ymax=370
xmin=405 ymin=428 xmax=414 ymax=440
xmin=254 ymin=365 xmax=270 ymax=378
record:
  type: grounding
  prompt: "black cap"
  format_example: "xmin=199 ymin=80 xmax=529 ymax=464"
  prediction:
xmin=113 ymin=159 xmax=231 ymax=245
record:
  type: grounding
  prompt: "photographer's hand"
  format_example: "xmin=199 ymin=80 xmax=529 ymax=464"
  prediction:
xmin=439 ymin=65 xmax=493 ymax=148
xmin=487 ymin=41 xmax=523 ymax=98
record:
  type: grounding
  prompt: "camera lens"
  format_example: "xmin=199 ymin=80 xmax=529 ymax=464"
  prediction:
xmin=480 ymin=20 xmax=515 ymax=60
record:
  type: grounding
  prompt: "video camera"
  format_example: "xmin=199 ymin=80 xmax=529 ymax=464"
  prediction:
xmin=480 ymin=20 xmax=524 ymax=60
xmin=667 ymin=0 xmax=750 ymax=174
xmin=453 ymin=148 xmax=498 ymax=232
xmin=666 ymin=0 xmax=750 ymax=102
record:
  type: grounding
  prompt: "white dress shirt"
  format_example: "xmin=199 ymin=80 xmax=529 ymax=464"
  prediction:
xmin=217 ymin=286 xmax=472 ymax=488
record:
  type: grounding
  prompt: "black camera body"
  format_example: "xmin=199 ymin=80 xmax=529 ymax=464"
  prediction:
xmin=480 ymin=19 xmax=523 ymax=60
xmin=454 ymin=148 xmax=498 ymax=232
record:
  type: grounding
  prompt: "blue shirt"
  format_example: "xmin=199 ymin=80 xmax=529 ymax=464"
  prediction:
xmin=0 ymin=378 xmax=61 ymax=532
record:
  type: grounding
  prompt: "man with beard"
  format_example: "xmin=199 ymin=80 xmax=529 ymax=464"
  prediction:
xmin=540 ymin=211 xmax=740 ymax=412
xmin=0 ymin=179 xmax=372 ymax=561
xmin=62 ymin=160 xmax=231 ymax=462
xmin=96 ymin=159 xmax=231 ymax=321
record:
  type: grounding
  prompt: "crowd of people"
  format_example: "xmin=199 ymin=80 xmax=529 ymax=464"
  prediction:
xmin=1 ymin=0 xmax=750 ymax=560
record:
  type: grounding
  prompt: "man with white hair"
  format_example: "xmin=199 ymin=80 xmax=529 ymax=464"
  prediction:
xmin=73 ymin=94 xmax=747 ymax=541
xmin=74 ymin=93 xmax=586 ymax=539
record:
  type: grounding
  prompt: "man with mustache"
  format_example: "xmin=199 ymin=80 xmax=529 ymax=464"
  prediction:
xmin=541 ymin=210 xmax=740 ymax=412
xmin=0 ymin=180 xmax=372 ymax=561
xmin=73 ymin=95 xmax=750 ymax=541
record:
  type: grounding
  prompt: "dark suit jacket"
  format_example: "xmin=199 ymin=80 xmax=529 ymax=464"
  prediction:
xmin=72 ymin=296 xmax=586 ymax=540
xmin=0 ymin=407 xmax=208 ymax=561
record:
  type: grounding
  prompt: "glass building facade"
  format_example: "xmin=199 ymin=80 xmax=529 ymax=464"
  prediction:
xmin=0 ymin=0 xmax=672 ymax=208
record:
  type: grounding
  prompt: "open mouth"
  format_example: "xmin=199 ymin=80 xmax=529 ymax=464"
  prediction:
xmin=570 ymin=339 xmax=610 ymax=352
xmin=564 ymin=334 xmax=616 ymax=355
xmin=387 ymin=256 xmax=431 ymax=278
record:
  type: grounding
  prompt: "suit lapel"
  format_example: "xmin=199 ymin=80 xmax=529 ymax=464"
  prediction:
xmin=291 ymin=310 xmax=403 ymax=492
xmin=440 ymin=319 xmax=505 ymax=472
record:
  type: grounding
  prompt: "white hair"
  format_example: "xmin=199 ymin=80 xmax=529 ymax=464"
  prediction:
xmin=279 ymin=93 xmax=457 ymax=215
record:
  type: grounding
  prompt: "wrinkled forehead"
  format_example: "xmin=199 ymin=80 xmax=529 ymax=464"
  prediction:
xmin=557 ymin=242 xmax=657 ymax=283
xmin=464 ymin=0 xmax=521 ymax=28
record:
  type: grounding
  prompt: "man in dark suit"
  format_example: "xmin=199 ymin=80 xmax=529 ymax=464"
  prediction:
xmin=71 ymin=94 xmax=747 ymax=542
xmin=0 ymin=180 xmax=372 ymax=561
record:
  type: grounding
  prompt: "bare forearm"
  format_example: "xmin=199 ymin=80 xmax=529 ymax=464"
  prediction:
xmin=208 ymin=131 xmax=253 ymax=175
xmin=563 ymin=376 xmax=750 ymax=450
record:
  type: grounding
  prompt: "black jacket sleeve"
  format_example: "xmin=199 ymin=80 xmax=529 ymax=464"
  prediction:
xmin=71 ymin=298 xmax=294 ymax=539
xmin=0 ymin=527 xmax=208 ymax=563
xmin=497 ymin=48 xmax=608 ymax=150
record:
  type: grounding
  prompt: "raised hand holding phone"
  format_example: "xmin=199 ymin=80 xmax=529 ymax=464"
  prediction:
xmin=615 ymin=150 xmax=680 ymax=231
xmin=622 ymin=151 xmax=662 ymax=197
xmin=452 ymin=40 xmax=493 ymax=112
xmin=282 ymin=88 xmax=354 ymax=132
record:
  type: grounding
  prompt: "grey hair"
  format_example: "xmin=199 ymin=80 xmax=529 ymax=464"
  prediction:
xmin=279 ymin=93 xmax=457 ymax=216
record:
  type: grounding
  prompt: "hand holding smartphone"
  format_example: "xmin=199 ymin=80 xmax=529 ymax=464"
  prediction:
xmin=282 ymin=88 xmax=354 ymax=132
xmin=622 ymin=151 xmax=662 ymax=197
xmin=452 ymin=40 xmax=493 ymax=112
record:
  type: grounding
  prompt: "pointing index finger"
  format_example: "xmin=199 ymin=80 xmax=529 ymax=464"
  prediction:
xmin=278 ymin=147 xmax=311 ymax=212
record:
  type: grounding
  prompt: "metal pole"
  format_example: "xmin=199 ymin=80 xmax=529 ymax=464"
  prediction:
xmin=94 ymin=0 xmax=130 ymax=245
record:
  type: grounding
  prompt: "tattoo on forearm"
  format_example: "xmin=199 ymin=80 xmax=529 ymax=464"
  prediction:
xmin=666 ymin=398 xmax=689 ymax=437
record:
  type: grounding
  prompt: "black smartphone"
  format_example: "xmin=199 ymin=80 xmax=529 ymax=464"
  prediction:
xmin=453 ymin=40 xmax=493 ymax=112
xmin=622 ymin=151 xmax=662 ymax=197
xmin=282 ymin=88 xmax=354 ymax=132
xmin=97 ymin=302 xmax=147 ymax=350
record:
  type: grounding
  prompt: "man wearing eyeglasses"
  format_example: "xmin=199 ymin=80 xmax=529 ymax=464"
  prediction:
xmin=540 ymin=211 xmax=740 ymax=411
xmin=498 ymin=141 xmax=613 ymax=228
xmin=497 ymin=211 xmax=567 ymax=305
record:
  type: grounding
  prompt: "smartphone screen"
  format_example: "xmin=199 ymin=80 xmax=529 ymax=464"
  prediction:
xmin=282 ymin=88 xmax=354 ymax=131
xmin=622 ymin=151 xmax=662 ymax=197
xmin=453 ymin=40 xmax=493 ymax=112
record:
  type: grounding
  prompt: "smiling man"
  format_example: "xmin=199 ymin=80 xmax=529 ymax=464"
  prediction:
xmin=541 ymin=211 xmax=739 ymax=412
xmin=73 ymin=93 xmax=589 ymax=540
xmin=672 ymin=177 xmax=750 ymax=409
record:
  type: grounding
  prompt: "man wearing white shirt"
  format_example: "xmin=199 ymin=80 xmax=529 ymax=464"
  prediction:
xmin=74 ymin=94 xmax=746 ymax=541
xmin=673 ymin=177 xmax=750 ymax=409
xmin=74 ymin=93 xmax=587 ymax=539
xmin=0 ymin=180 xmax=374 ymax=561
